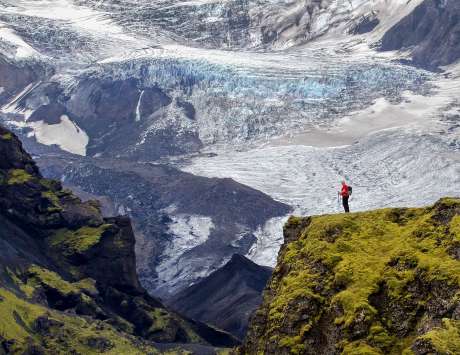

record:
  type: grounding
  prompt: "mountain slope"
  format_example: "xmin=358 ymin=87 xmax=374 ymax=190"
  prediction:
xmin=0 ymin=125 xmax=238 ymax=354
xmin=33 ymin=153 xmax=290 ymax=297
xmin=169 ymin=254 xmax=272 ymax=340
xmin=380 ymin=0 xmax=460 ymax=68
xmin=240 ymin=198 xmax=460 ymax=354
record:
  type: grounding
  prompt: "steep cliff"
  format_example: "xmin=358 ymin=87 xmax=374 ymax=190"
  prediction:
xmin=0 ymin=125 xmax=238 ymax=354
xmin=241 ymin=199 xmax=460 ymax=354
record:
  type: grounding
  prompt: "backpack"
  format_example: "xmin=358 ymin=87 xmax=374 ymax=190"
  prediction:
xmin=348 ymin=186 xmax=353 ymax=195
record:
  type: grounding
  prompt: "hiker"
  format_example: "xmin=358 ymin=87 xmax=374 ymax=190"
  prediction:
xmin=339 ymin=180 xmax=352 ymax=213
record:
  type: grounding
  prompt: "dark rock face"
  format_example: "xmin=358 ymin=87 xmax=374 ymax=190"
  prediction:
xmin=349 ymin=13 xmax=380 ymax=35
xmin=169 ymin=254 xmax=272 ymax=340
xmin=240 ymin=200 xmax=460 ymax=354
xmin=1 ymin=72 xmax=201 ymax=160
xmin=63 ymin=76 xmax=201 ymax=159
xmin=380 ymin=0 xmax=460 ymax=68
xmin=176 ymin=98 xmax=196 ymax=120
xmin=0 ymin=125 xmax=238 ymax=353
xmin=139 ymin=87 xmax=173 ymax=118
xmin=28 ymin=103 xmax=69 ymax=124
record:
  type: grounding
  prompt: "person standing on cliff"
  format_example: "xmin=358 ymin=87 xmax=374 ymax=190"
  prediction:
xmin=339 ymin=180 xmax=352 ymax=213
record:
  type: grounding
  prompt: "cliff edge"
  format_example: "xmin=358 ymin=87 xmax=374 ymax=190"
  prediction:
xmin=240 ymin=199 xmax=460 ymax=354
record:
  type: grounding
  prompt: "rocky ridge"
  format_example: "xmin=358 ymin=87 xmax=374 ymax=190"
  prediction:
xmin=0 ymin=125 xmax=238 ymax=354
xmin=169 ymin=254 xmax=272 ymax=340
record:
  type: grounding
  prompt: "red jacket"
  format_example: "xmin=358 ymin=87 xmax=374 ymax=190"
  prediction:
xmin=340 ymin=184 xmax=349 ymax=197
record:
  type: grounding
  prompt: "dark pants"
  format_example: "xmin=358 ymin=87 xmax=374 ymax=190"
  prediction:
xmin=342 ymin=196 xmax=350 ymax=213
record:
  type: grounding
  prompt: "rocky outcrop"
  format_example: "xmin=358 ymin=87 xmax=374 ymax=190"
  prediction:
xmin=380 ymin=0 xmax=460 ymax=68
xmin=240 ymin=198 xmax=460 ymax=354
xmin=169 ymin=254 xmax=272 ymax=340
xmin=0 ymin=125 xmax=238 ymax=354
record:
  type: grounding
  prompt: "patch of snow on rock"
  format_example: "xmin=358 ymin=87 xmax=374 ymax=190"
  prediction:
xmin=28 ymin=115 xmax=89 ymax=156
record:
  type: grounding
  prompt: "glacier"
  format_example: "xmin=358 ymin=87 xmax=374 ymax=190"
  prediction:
xmin=182 ymin=65 xmax=460 ymax=266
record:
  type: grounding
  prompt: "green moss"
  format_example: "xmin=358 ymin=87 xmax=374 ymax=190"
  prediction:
xmin=435 ymin=197 xmax=460 ymax=208
xmin=177 ymin=318 xmax=204 ymax=343
xmin=7 ymin=169 xmax=33 ymax=185
xmin=5 ymin=267 xmax=36 ymax=298
xmin=74 ymin=278 xmax=98 ymax=294
xmin=285 ymin=216 xmax=304 ymax=228
xmin=267 ymin=269 xmax=323 ymax=327
xmin=0 ymin=287 xmax=159 ymax=354
xmin=144 ymin=308 xmax=203 ymax=344
xmin=148 ymin=308 xmax=172 ymax=334
xmin=416 ymin=319 xmax=460 ymax=354
xmin=279 ymin=336 xmax=306 ymax=355
xmin=342 ymin=341 xmax=382 ymax=355
xmin=26 ymin=265 xmax=88 ymax=296
xmin=1 ymin=132 xmax=12 ymax=140
xmin=306 ymin=209 xmax=458 ymax=328
xmin=450 ymin=215 xmax=460 ymax=244
xmin=259 ymin=199 xmax=460 ymax=354
xmin=47 ymin=224 xmax=111 ymax=257
xmin=0 ymin=288 xmax=44 ymax=341
xmin=41 ymin=190 xmax=62 ymax=212
xmin=162 ymin=349 xmax=192 ymax=355
xmin=367 ymin=324 xmax=394 ymax=348
xmin=39 ymin=178 xmax=59 ymax=191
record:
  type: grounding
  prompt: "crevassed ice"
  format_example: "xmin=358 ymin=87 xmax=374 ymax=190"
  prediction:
xmin=95 ymin=55 xmax=430 ymax=145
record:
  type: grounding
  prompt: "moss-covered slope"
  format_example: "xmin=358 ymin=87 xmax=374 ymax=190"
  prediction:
xmin=240 ymin=198 xmax=460 ymax=355
xmin=0 ymin=125 xmax=237 ymax=354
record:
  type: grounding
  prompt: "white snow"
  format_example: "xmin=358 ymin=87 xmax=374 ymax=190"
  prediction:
xmin=155 ymin=209 xmax=215 ymax=293
xmin=246 ymin=215 xmax=290 ymax=266
xmin=0 ymin=0 xmax=150 ymax=61
xmin=0 ymin=22 xmax=40 ymax=59
xmin=168 ymin=214 xmax=214 ymax=248
xmin=3 ymin=0 xmax=126 ymax=38
xmin=28 ymin=115 xmax=89 ymax=156
xmin=135 ymin=90 xmax=144 ymax=122
xmin=269 ymin=89 xmax=453 ymax=147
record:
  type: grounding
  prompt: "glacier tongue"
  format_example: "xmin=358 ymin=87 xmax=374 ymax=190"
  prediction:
xmin=182 ymin=65 xmax=460 ymax=267
xmin=183 ymin=128 xmax=460 ymax=266
xmin=0 ymin=0 xmax=434 ymax=156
